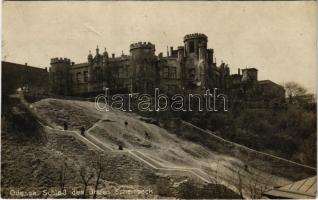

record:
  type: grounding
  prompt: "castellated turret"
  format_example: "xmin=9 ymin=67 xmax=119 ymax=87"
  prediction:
xmin=129 ymin=42 xmax=157 ymax=93
xmin=49 ymin=57 xmax=71 ymax=95
xmin=184 ymin=33 xmax=208 ymax=57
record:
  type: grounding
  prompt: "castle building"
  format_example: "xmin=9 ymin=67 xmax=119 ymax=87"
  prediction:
xmin=48 ymin=33 xmax=285 ymax=102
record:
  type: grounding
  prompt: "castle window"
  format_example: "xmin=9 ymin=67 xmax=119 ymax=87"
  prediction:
xmin=76 ymin=72 xmax=81 ymax=83
xmin=169 ymin=67 xmax=177 ymax=79
xmin=163 ymin=67 xmax=169 ymax=78
xmin=83 ymin=71 xmax=88 ymax=83
xmin=189 ymin=41 xmax=195 ymax=53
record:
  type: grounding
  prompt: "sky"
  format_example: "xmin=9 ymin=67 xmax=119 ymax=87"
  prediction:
xmin=2 ymin=1 xmax=316 ymax=93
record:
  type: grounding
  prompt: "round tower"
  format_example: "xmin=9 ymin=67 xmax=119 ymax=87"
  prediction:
xmin=183 ymin=33 xmax=208 ymax=92
xmin=183 ymin=33 xmax=208 ymax=57
xmin=129 ymin=42 xmax=156 ymax=93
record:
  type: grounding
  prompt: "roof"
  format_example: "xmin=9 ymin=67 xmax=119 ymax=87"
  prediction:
xmin=242 ymin=67 xmax=258 ymax=71
xmin=2 ymin=61 xmax=46 ymax=72
xmin=263 ymin=176 xmax=317 ymax=199
xmin=72 ymin=62 xmax=89 ymax=69
xmin=258 ymin=80 xmax=284 ymax=89
xmin=230 ymin=74 xmax=242 ymax=77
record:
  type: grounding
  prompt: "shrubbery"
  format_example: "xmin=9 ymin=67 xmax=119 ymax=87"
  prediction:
xmin=188 ymin=99 xmax=317 ymax=167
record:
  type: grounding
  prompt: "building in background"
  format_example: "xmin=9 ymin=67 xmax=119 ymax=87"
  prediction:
xmin=2 ymin=61 xmax=49 ymax=96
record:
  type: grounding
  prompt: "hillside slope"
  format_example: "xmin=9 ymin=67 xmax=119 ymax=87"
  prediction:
xmin=1 ymin=97 xmax=162 ymax=198
xmin=30 ymin=98 xmax=316 ymax=198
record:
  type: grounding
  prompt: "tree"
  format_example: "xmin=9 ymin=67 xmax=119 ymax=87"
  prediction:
xmin=246 ymin=172 xmax=274 ymax=199
xmin=79 ymin=166 xmax=94 ymax=198
xmin=92 ymin=155 xmax=105 ymax=199
xmin=284 ymin=82 xmax=307 ymax=102
xmin=58 ymin=161 xmax=68 ymax=193
xmin=233 ymin=168 xmax=244 ymax=198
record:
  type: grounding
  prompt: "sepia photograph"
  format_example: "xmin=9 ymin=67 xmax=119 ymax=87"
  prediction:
xmin=1 ymin=1 xmax=317 ymax=199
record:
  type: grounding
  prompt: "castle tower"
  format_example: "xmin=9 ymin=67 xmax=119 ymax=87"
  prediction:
xmin=184 ymin=33 xmax=208 ymax=58
xmin=49 ymin=57 xmax=71 ymax=95
xmin=207 ymin=48 xmax=214 ymax=65
xmin=129 ymin=42 xmax=156 ymax=93
xmin=183 ymin=33 xmax=208 ymax=91
xmin=242 ymin=68 xmax=258 ymax=83
xmin=88 ymin=45 xmax=103 ymax=85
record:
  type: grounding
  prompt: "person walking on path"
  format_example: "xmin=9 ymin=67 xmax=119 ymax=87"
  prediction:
xmin=124 ymin=120 xmax=129 ymax=134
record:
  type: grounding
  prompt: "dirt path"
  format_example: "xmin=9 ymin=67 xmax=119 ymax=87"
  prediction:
xmin=46 ymin=123 xmax=218 ymax=190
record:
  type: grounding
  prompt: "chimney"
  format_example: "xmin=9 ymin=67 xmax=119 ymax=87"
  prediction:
xmin=112 ymin=53 xmax=115 ymax=58
xmin=170 ymin=47 xmax=173 ymax=55
xmin=238 ymin=68 xmax=240 ymax=75
xmin=25 ymin=63 xmax=28 ymax=66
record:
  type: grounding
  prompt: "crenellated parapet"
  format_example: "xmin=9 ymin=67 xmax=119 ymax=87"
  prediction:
xmin=129 ymin=42 xmax=155 ymax=52
xmin=207 ymin=48 xmax=214 ymax=53
xmin=184 ymin=33 xmax=208 ymax=42
xmin=50 ymin=57 xmax=71 ymax=65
